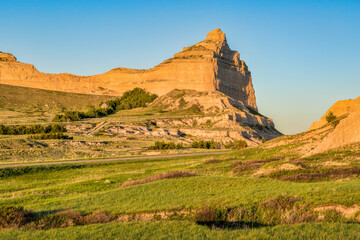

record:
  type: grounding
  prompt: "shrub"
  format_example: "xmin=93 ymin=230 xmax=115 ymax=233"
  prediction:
xmin=225 ymin=140 xmax=248 ymax=149
xmin=116 ymin=88 xmax=157 ymax=110
xmin=148 ymin=141 xmax=183 ymax=150
xmin=179 ymin=97 xmax=187 ymax=108
xmin=325 ymin=111 xmax=336 ymax=123
xmin=28 ymin=133 xmax=73 ymax=140
xmin=191 ymin=140 xmax=220 ymax=149
xmin=37 ymin=210 xmax=81 ymax=229
xmin=0 ymin=123 xmax=66 ymax=135
xmin=195 ymin=205 xmax=228 ymax=223
xmin=53 ymin=111 xmax=86 ymax=122
xmin=53 ymin=88 xmax=157 ymax=122
xmin=0 ymin=206 xmax=32 ymax=229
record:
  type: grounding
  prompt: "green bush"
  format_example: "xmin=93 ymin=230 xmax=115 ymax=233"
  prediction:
xmin=115 ymin=87 xmax=158 ymax=110
xmin=191 ymin=140 xmax=247 ymax=150
xmin=224 ymin=140 xmax=248 ymax=149
xmin=53 ymin=111 xmax=86 ymax=122
xmin=325 ymin=111 xmax=336 ymax=123
xmin=148 ymin=141 xmax=183 ymax=150
xmin=191 ymin=140 xmax=220 ymax=149
xmin=179 ymin=97 xmax=187 ymax=108
xmin=0 ymin=123 xmax=66 ymax=135
xmin=28 ymin=133 xmax=73 ymax=140
xmin=53 ymin=88 xmax=157 ymax=122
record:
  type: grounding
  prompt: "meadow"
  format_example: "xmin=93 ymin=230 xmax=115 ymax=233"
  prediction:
xmin=1 ymin=84 xmax=360 ymax=239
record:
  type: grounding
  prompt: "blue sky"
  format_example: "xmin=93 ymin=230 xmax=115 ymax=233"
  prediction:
xmin=1 ymin=0 xmax=359 ymax=134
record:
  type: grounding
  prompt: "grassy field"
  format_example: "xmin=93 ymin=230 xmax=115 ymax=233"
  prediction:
xmin=2 ymin=221 xmax=360 ymax=240
xmin=1 ymin=86 xmax=360 ymax=239
xmin=1 ymin=148 xmax=360 ymax=213
xmin=1 ymin=142 xmax=360 ymax=239
xmin=1 ymin=148 xmax=360 ymax=238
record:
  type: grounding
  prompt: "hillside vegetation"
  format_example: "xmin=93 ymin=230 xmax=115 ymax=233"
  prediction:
xmin=1 ymin=85 xmax=360 ymax=238
xmin=52 ymin=88 xmax=157 ymax=122
xmin=0 ymin=83 xmax=113 ymax=111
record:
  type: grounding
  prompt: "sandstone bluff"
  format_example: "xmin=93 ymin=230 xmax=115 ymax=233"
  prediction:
xmin=307 ymin=96 xmax=360 ymax=154
xmin=0 ymin=28 xmax=257 ymax=111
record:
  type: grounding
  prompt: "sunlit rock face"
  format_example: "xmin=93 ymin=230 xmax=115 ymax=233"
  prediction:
xmin=307 ymin=96 xmax=360 ymax=155
xmin=0 ymin=28 xmax=257 ymax=110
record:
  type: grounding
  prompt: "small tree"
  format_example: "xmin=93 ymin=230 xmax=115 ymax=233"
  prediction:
xmin=325 ymin=111 xmax=336 ymax=123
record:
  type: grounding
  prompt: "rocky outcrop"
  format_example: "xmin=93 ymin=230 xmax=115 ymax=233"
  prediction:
xmin=149 ymin=89 xmax=281 ymax=144
xmin=0 ymin=28 xmax=257 ymax=110
xmin=307 ymin=96 xmax=360 ymax=154
xmin=0 ymin=51 xmax=17 ymax=62
xmin=263 ymin=96 xmax=360 ymax=156
xmin=308 ymin=96 xmax=360 ymax=131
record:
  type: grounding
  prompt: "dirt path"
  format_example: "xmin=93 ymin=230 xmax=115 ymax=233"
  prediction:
xmin=87 ymin=121 xmax=108 ymax=136
xmin=0 ymin=151 xmax=231 ymax=168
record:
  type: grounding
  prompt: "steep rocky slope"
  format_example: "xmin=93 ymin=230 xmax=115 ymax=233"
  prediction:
xmin=147 ymin=89 xmax=281 ymax=144
xmin=307 ymin=96 xmax=360 ymax=155
xmin=265 ymin=96 xmax=360 ymax=156
xmin=0 ymin=29 xmax=257 ymax=110
xmin=308 ymin=96 xmax=360 ymax=131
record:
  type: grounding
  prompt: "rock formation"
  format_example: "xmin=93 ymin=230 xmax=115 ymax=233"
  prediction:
xmin=0 ymin=51 xmax=17 ymax=62
xmin=149 ymin=89 xmax=281 ymax=144
xmin=308 ymin=97 xmax=360 ymax=131
xmin=263 ymin=96 xmax=360 ymax=156
xmin=0 ymin=28 xmax=257 ymax=110
xmin=307 ymin=96 xmax=360 ymax=154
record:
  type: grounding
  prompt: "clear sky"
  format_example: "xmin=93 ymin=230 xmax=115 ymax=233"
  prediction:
xmin=1 ymin=0 xmax=359 ymax=134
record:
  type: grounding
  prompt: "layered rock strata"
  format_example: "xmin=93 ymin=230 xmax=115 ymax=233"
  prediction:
xmin=0 ymin=29 xmax=257 ymax=110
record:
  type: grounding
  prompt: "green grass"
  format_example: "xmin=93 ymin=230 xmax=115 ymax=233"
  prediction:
xmin=1 ymin=221 xmax=360 ymax=240
xmin=1 ymin=152 xmax=360 ymax=215
xmin=1 ymin=86 xmax=360 ymax=238
xmin=1 ymin=144 xmax=360 ymax=238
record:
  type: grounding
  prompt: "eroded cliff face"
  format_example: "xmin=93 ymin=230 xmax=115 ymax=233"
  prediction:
xmin=149 ymin=89 xmax=281 ymax=145
xmin=306 ymin=96 xmax=360 ymax=155
xmin=308 ymin=96 xmax=360 ymax=131
xmin=0 ymin=28 xmax=257 ymax=110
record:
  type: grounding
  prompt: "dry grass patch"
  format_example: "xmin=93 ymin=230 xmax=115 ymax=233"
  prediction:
xmin=231 ymin=159 xmax=281 ymax=173
xmin=121 ymin=170 xmax=196 ymax=187
xmin=202 ymin=158 xmax=223 ymax=164
xmin=268 ymin=166 xmax=360 ymax=182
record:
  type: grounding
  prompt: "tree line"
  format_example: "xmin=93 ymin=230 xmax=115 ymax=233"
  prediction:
xmin=0 ymin=123 xmax=66 ymax=135
xmin=53 ymin=88 xmax=158 ymax=122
